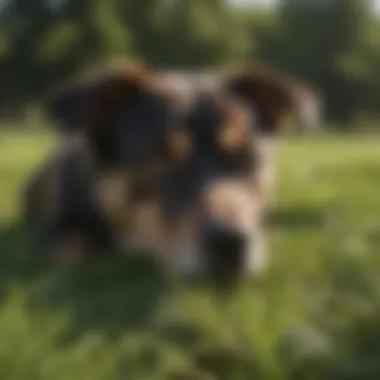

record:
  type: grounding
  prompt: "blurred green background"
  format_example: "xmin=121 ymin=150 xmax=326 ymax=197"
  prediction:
xmin=1 ymin=132 xmax=380 ymax=379
xmin=1 ymin=0 xmax=380 ymax=128
xmin=1 ymin=1 xmax=380 ymax=379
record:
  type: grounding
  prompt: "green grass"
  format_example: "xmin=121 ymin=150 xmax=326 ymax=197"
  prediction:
xmin=0 ymin=130 xmax=380 ymax=379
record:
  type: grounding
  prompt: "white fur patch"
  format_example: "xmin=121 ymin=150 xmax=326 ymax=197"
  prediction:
xmin=246 ymin=231 xmax=267 ymax=276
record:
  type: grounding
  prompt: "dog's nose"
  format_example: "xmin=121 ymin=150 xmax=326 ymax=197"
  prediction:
xmin=203 ymin=223 xmax=246 ymax=280
xmin=204 ymin=223 xmax=244 ymax=251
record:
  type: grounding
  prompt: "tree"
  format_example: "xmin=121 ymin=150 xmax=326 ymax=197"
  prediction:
xmin=276 ymin=0 xmax=375 ymax=123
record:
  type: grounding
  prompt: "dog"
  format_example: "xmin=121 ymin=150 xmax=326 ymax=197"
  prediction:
xmin=24 ymin=63 xmax=267 ymax=280
xmin=24 ymin=61 xmax=320 ymax=280
xmin=23 ymin=60 xmax=193 ymax=262
xmin=157 ymin=91 xmax=266 ymax=280
xmin=152 ymin=64 xmax=321 ymax=279
xmin=160 ymin=64 xmax=322 ymax=211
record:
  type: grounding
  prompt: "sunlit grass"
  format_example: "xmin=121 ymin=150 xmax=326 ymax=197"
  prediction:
xmin=0 ymin=130 xmax=379 ymax=379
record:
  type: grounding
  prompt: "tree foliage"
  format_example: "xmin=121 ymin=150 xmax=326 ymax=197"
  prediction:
xmin=1 ymin=0 xmax=380 ymax=126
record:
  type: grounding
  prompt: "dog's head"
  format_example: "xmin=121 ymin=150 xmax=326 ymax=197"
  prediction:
xmin=162 ymin=89 xmax=264 ymax=280
xmin=46 ymin=60 xmax=191 ymax=173
xmin=42 ymin=62 xmax=199 ymax=259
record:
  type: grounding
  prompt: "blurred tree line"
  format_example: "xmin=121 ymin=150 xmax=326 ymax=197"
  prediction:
xmin=1 ymin=0 xmax=380 ymax=127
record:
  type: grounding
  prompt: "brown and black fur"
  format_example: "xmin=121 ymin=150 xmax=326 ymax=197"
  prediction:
xmin=220 ymin=62 xmax=322 ymax=210
xmin=24 ymin=60 xmax=193 ymax=262
xmin=153 ymin=64 xmax=321 ymax=278
xmin=24 ymin=61 xmax=320 ymax=277
xmin=23 ymin=136 xmax=116 ymax=261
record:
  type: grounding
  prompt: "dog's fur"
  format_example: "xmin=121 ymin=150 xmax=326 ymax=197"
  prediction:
xmin=25 ymin=61 xmax=320 ymax=279
xmin=161 ymin=64 xmax=321 ymax=210
xmin=156 ymin=64 xmax=321 ymax=278
xmin=222 ymin=63 xmax=322 ymax=208
xmin=164 ymin=91 xmax=267 ymax=278
xmin=24 ymin=60 xmax=193 ymax=261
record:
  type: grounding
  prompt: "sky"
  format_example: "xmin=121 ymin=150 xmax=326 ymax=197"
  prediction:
xmin=232 ymin=0 xmax=380 ymax=13
xmin=232 ymin=0 xmax=276 ymax=6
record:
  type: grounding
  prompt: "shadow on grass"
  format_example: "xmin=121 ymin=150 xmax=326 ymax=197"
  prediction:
xmin=268 ymin=205 xmax=325 ymax=230
xmin=0 ymin=205 xmax=327 ymax=343
xmin=2 ymin=220 xmax=380 ymax=379
xmin=0 ymin=221 xmax=169 ymax=341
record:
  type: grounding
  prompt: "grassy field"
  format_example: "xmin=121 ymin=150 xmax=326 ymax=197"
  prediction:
xmin=0 ymin=130 xmax=380 ymax=380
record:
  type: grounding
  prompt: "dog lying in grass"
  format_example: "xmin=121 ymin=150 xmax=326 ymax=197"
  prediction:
xmin=23 ymin=60 xmax=321 ymax=280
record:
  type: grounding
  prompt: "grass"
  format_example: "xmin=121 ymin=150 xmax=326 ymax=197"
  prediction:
xmin=0 ymin=130 xmax=380 ymax=379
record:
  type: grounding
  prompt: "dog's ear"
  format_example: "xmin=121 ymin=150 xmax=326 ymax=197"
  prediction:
xmin=45 ymin=60 xmax=148 ymax=135
xmin=45 ymin=71 xmax=97 ymax=134
xmin=84 ymin=60 xmax=148 ymax=137
xmin=224 ymin=63 xmax=298 ymax=135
